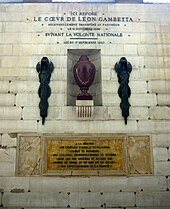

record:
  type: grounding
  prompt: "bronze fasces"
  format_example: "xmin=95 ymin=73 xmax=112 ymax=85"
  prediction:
xmin=73 ymin=55 xmax=96 ymax=100
xmin=115 ymin=57 xmax=132 ymax=125
xmin=36 ymin=57 xmax=54 ymax=125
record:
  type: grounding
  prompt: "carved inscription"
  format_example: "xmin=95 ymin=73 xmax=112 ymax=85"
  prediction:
xmin=33 ymin=11 xmax=134 ymax=44
xmin=47 ymin=139 xmax=124 ymax=171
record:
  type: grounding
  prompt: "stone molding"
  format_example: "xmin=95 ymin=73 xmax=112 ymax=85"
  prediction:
xmin=16 ymin=134 xmax=153 ymax=177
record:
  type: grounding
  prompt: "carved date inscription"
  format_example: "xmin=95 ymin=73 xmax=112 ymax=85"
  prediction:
xmin=47 ymin=138 xmax=124 ymax=171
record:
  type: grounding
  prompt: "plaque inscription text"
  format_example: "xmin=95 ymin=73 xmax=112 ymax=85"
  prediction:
xmin=43 ymin=135 xmax=127 ymax=176
xmin=47 ymin=139 xmax=123 ymax=170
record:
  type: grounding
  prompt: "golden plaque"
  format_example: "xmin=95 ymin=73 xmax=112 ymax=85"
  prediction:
xmin=42 ymin=134 xmax=127 ymax=176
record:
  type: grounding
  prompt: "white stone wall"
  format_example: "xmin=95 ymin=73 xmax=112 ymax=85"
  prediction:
xmin=0 ymin=2 xmax=170 ymax=209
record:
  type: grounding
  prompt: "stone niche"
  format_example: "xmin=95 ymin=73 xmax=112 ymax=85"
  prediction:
xmin=67 ymin=49 xmax=102 ymax=106
xmin=16 ymin=134 xmax=153 ymax=177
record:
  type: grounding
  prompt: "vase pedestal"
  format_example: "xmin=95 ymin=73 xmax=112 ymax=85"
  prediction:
xmin=76 ymin=100 xmax=94 ymax=118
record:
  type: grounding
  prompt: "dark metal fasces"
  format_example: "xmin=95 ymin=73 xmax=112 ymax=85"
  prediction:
xmin=115 ymin=57 xmax=132 ymax=125
xmin=36 ymin=57 xmax=54 ymax=125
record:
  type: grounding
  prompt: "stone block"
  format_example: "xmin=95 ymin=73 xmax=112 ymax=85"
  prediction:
xmin=89 ymin=176 xmax=128 ymax=192
xmin=0 ymin=177 xmax=30 ymax=192
xmin=0 ymin=94 xmax=15 ymax=106
xmin=0 ymin=148 xmax=16 ymax=163
xmin=0 ymin=107 xmax=22 ymax=120
xmin=89 ymin=176 xmax=166 ymax=192
xmin=130 ymin=94 xmax=157 ymax=106
xmin=137 ymin=121 xmax=170 ymax=134
xmin=0 ymin=81 xmax=10 ymax=93
xmin=136 ymin=191 xmax=170 ymax=207
xmin=157 ymin=94 xmax=170 ymax=106
xmin=156 ymin=44 xmax=170 ymax=56
xmin=2 ymin=192 xmax=68 ymax=208
xmin=144 ymin=57 xmax=159 ymax=69
xmin=1 ymin=133 xmax=17 ymax=147
xmin=124 ymin=44 xmax=138 ymax=55
xmin=101 ymin=44 xmax=124 ymax=56
xmin=88 ymin=120 xmax=138 ymax=134
xmin=22 ymin=107 xmax=40 ymax=120
xmin=50 ymin=93 xmax=67 ymax=106
xmin=152 ymin=134 xmax=170 ymax=147
xmin=106 ymin=56 xmax=144 ymax=70
xmin=23 ymin=106 xmax=62 ymax=121
xmin=150 ymin=107 xmax=170 ymax=120
xmin=138 ymin=45 xmax=158 ymax=56
xmin=107 ymin=106 xmax=122 ymax=119
xmin=102 ymin=93 xmax=120 ymax=106
xmin=102 ymin=67 xmax=112 ymax=81
xmin=130 ymin=81 xmax=148 ymax=93
xmin=102 ymin=81 xmax=118 ymax=94
xmin=51 ymin=67 xmax=67 ymax=82
xmin=127 ymin=176 xmax=167 ymax=192
xmin=29 ymin=177 xmax=90 ymax=192
xmin=16 ymin=120 xmax=37 ymax=132
xmin=16 ymin=93 xmax=39 ymax=107
xmin=38 ymin=120 xmax=138 ymax=134
xmin=148 ymin=81 xmax=170 ymax=94
xmin=0 ymin=22 xmax=2 ymax=32
xmin=141 ymin=33 xmax=170 ymax=44
xmin=69 ymin=192 xmax=101 ymax=208
xmin=0 ymin=161 xmax=15 ymax=177
xmin=129 ymin=107 xmax=149 ymax=120
xmin=61 ymin=106 xmax=76 ymax=120
xmin=144 ymin=57 xmax=170 ymax=69
xmin=0 ymin=44 xmax=13 ymax=55
xmin=0 ymin=67 xmax=28 ymax=78
xmin=129 ymin=69 xmax=141 ymax=80
xmin=0 ymin=13 xmax=24 ymax=22
xmin=155 ymin=24 xmax=170 ymax=33
xmin=101 ymin=191 xmax=135 ymax=207
xmin=0 ymin=121 xmax=17 ymax=132
xmin=0 ymin=120 xmax=37 ymax=133
xmin=133 ymin=22 xmax=155 ymax=33
xmin=13 ymin=43 xmax=67 ymax=56
xmin=1 ymin=56 xmax=27 ymax=68
xmin=153 ymin=147 xmax=168 ymax=162
xmin=93 ymin=106 xmax=110 ymax=120
xmin=36 ymin=120 xmax=57 ymax=133
xmin=154 ymin=162 xmax=170 ymax=176
xmin=37 ymin=121 xmax=72 ymax=133
xmin=50 ymin=81 xmax=67 ymax=93
xmin=9 ymin=81 xmax=39 ymax=94
xmin=0 ymin=0 xmax=23 ymax=2
xmin=141 ymin=68 xmax=167 ymax=80
xmin=123 ymin=33 xmax=141 ymax=44
xmin=127 ymin=207 xmax=170 ymax=209
xmin=138 ymin=44 xmax=170 ymax=57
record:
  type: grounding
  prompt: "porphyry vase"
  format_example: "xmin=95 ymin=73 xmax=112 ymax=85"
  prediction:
xmin=73 ymin=55 xmax=96 ymax=100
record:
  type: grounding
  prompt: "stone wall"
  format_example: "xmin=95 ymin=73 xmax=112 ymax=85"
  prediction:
xmin=0 ymin=2 xmax=170 ymax=209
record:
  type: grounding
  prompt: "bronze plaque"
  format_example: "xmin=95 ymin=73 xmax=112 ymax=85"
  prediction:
xmin=43 ymin=135 xmax=127 ymax=176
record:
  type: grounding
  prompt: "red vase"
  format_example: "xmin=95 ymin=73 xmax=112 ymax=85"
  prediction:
xmin=73 ymin=55 xmax=96 ymax=100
